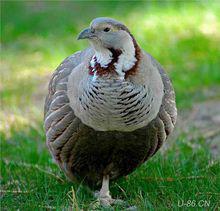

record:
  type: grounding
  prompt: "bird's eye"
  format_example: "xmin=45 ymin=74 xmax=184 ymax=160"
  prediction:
xmin=103 ymin=27 xmax=110 ymax=32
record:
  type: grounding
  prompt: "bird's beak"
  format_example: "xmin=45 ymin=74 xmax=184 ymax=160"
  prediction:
xmin=77 ymin=28 xmax=95 ymax=40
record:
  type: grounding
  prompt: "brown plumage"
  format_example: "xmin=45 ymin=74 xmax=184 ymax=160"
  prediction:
xmin=44 ymin=17 xmax=177 ymax=206
xmin=125 ymin=35 xmax=142 ymax=78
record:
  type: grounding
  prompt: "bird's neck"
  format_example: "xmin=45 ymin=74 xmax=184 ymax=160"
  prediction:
xmin=89 ymin=36 xmax=141 ymax=80
xmin=90 ymin=45 xmax=113 ymax=68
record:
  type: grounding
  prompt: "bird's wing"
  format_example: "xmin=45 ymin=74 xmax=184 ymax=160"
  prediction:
xmin=44 ymin=49 xmax=92 ymax=116
xmin=143 ymin=53 xmax=177 ymax=159
xmin=44 ymin=48 xmax=93 ymax=177
xmin=151 ymin=55 xmax=177 ymax=127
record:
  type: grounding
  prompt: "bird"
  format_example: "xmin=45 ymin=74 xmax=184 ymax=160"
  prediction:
xmin=44 ymin=17 xmax=177 ymax=206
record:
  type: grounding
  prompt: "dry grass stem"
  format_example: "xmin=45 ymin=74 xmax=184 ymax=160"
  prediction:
xmin=0 ymin=189 xmax=33 ymax=194
xmin=67 ymin=186 xmax=80 ymax=211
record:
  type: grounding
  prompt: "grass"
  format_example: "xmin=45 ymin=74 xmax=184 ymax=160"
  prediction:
xmin=1 ymin=1 xmax=220 ymax=210
xmin=1 ymin=128 xmax=219 ymax=210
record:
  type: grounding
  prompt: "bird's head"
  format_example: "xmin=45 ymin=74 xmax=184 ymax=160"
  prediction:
xmin=77 ymin=17 xmax=140 ymax=79
xmin=77 ymin=17 xmax=131 ymax=50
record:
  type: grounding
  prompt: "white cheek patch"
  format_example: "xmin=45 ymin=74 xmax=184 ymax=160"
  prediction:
xmin=90 ymin=48 xmax=113 ymax=68
xmin=114 ymin=36 xmax=137 ymax=77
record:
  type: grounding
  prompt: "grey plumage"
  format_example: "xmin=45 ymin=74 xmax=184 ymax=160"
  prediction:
xmin=44 ymin=17 xmax=177 ymax=205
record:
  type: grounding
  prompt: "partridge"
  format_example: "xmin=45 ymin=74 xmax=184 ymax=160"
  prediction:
xmin=44 ymin=17 xmax=177 ymax=206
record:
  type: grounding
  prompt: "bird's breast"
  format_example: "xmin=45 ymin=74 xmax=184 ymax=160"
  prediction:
xmin=77 ymin=77 xmax=157 ymax=132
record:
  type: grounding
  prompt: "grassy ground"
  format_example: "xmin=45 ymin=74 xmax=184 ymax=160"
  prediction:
xmin=1 ymin=1 xmax=220 ymax=210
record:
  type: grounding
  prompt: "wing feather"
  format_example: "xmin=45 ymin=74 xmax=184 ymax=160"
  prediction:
xmin=143 ymin=54 xmax=177 ymax=157
xmin=44 ymin=49 xmax=91 ymax=163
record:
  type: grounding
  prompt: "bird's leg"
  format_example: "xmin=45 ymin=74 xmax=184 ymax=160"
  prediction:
xmin=94 ymin=175 xmax=126 ymax=207
xmin=98 ymin=175 xmax=113 ymax=206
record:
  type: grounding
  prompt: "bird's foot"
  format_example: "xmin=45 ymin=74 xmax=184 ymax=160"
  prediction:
xmin=94 ymin=190 xmax=125 ymax=207
xmin=99 ymin=195 xmax=113 ymax=207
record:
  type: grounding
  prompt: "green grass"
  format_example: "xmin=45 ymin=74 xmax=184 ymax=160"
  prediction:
xmin=1 ymin=1 xmax=220 ymax=210
xmin=1 ymin=126 xmax=219 ymax=210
